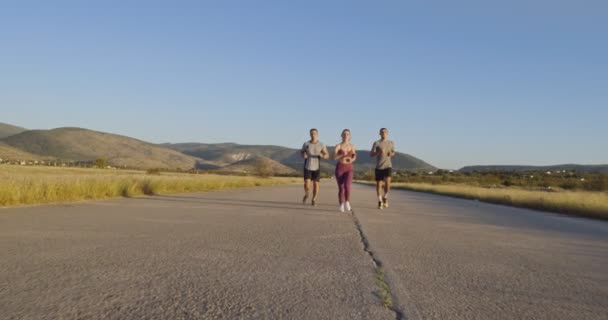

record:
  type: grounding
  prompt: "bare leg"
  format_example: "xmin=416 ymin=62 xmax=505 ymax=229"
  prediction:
xmin=384 ymin=176 xmax=391 ymax=196
xmin=376 ymin=180 xmax=383 ymax=209
xmin=312 ymin=180 xmax=320 ymax=206
xmin=303 ymin=179 xmax=311 ymax=203
xmin=383 ymin=176 xmax=391 ymax=207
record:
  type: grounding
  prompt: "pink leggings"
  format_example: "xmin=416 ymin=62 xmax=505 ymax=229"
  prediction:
xmin=335 ymin=163 xmax=354 ymax=204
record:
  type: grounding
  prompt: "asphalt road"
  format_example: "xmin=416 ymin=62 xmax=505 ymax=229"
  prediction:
xmin=1 ymin=182 xmax=607 ymax=319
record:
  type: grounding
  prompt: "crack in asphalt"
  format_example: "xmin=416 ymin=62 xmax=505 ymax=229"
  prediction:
xmin=349 ymin=210 xmax=405 ymax=320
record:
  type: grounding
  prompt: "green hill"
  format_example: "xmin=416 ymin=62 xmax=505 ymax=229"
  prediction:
xmin=0 ymin=142 xmax=51 ymax=161
xmin=0 ymin=122 xmax=27 ymax=139
xmin=164 ymin=143 xmax=436 ymax=173
xmin=219 ymin=156 xmax=298 ymax=175
xmin=2 ymin=127 xmax=199 ymax=169
xmin=164 ymin=143 xmax=296 ymax=166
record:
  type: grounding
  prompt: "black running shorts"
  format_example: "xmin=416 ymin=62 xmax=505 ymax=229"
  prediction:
xmin=375 ymin=168 xmax=392 ymax=181
xmin=304 ymin=169 xmax=321 ymax=181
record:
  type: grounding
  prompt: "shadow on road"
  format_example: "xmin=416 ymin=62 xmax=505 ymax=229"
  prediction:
xmin=139 ymin=194 xmax=342 ymax=214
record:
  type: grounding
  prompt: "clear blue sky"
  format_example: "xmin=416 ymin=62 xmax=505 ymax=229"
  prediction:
xmin=1 ymin=1 xmax=606 ymax=169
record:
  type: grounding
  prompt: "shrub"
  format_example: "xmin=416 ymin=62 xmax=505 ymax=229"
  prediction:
xmin=146 ymin=168 xmax=161 ymax=175
xmin=583 ymin=175 xmax=608 ymax=192
xmin=95 ymin=158 xmax=107 ymax=168
xmin=559 ymin=180 xmax=578 ymax=190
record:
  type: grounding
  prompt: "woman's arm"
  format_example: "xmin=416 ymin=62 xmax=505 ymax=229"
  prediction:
xmin=333 ymin=144 xmax=342 ymax=160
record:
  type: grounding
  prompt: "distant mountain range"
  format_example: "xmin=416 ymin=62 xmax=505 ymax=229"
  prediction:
xmin=459 ymin=165 xmax=608 ymax=174
xmin=162 ymin=142 xmax=436 ymax=174
xmin=0 ymin=122 xmax=436 ymax=173
xmin=3 ymin=122 xmax=604 ymax=174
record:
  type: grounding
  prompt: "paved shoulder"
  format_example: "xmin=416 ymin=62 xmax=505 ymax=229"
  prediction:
xmin=351 ymin=183 xmax=608 ymax=320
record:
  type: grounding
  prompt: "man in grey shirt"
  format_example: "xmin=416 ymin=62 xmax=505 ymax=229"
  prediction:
xmin=301 ymin=128 xmax=329 ymax=206
xmin=370 ymin=128 xmax=395 ymax=209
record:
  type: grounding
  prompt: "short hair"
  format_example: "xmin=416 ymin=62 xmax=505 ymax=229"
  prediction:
xmin=379 ymin=128 xmax=388 ymax=133
xmin=341 ymin=128 xmax=350 ymax=135
xmin=310 ymin=128 xmax=318 ymax=134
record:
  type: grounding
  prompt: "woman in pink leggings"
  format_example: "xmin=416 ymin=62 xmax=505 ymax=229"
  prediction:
xmin=334 ymin=129 xmax=357 ymax=212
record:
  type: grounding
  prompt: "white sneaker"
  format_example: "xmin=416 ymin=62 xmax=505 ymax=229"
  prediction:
xmin=339 ymin=203 xmax=345 ymax=212
xmin=345 ymin=201 xmax=351 ymax=211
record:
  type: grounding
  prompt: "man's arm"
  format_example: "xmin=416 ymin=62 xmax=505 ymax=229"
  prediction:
xmin=370 ymin=142 xmax=379 ymax=157
xmin=388 ymin=142 xmax=396 ymax=158
xmin=301 ymin=143 xmax=308 ymax=159
xmin=321 ymin=145 xmax=330 ymax=159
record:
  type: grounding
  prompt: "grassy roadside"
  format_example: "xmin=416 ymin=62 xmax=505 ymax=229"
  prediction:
xmin=0 ymin=166 xmax=298 ymax=207
xmin=358 ymin=181 xmax=608 ymax=220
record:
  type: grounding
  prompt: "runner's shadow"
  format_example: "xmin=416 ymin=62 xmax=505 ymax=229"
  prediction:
xmin=140 ymin=194 xmax=339 ymax=214
xmin=154 ymin=194 xmax=304 ymax=207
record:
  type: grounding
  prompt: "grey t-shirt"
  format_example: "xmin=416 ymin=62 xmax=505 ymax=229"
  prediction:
xmin=371 ymin=139 xmax=395 ymax=169
xmin=301 ymin=141 xmax=327 ymax=171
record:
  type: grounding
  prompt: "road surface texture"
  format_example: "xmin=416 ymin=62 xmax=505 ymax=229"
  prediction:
xmin=1 ymin=182 xmax=607 ymax=319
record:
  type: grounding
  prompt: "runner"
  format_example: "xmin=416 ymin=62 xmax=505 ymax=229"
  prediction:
xmin=334 ymin=129 xmax=356 ymax=212
xmin=301 ymin=128 xmax=329 ymax=206
xmin=370 ymin=128 xmax=395 ymax=209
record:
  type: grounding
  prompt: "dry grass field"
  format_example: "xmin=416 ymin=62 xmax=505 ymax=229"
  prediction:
xmin=0 ymin=165 xmax=297 ymax=207
xmin=359 ymin=181 xmax=608 ymax=220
